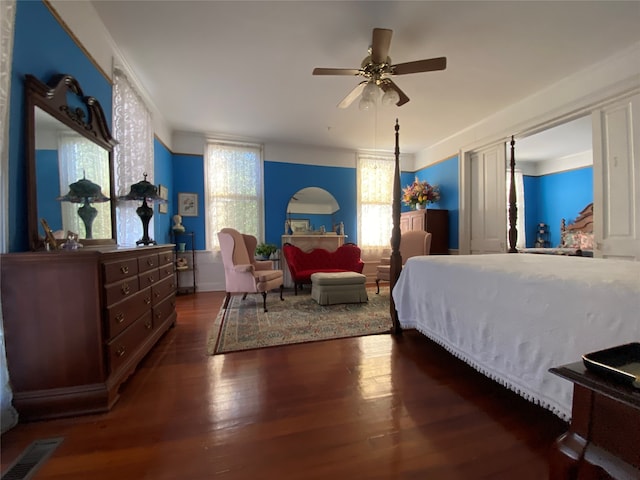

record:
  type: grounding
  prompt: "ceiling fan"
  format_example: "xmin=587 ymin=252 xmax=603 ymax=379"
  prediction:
xmin=313 ymin=28 xmax=447 ymax=109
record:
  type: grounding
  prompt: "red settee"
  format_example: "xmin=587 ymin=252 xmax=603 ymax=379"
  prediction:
xmin=282 ymin=242 xmax=365 ymax=295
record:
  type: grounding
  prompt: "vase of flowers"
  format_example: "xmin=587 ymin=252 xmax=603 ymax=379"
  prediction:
xmin=402 ymin=177 xmax=441 ymax=209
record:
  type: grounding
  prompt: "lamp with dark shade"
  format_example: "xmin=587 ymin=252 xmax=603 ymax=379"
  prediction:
xmin=57 ymin=175 xmax=110 ymax=239
xmin=119 ymin=173 xmax=166 ymax=246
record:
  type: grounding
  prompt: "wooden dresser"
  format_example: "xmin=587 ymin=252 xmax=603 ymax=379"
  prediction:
xmin=400 ymin=209 xmax=449 ymax=254
xmin=1 ymin=245 xmax=177 ymax=421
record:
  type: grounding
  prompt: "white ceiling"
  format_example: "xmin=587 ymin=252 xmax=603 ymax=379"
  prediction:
xmin=90 ymin=1 xmax=640 ymax=158
xmin=516 ymin=115 xmax=593 ymax=162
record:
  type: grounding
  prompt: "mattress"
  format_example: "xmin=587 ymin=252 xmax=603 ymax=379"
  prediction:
xmin=392 ymin=253 xmax=640 ymax=419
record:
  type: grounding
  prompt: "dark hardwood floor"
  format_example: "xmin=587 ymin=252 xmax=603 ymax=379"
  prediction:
xmin=1 ymin=291 xmax=567 ymax=479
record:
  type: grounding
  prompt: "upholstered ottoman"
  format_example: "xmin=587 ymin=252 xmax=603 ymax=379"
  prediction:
xmin=310 ymin=272 xmax=368 ymax=305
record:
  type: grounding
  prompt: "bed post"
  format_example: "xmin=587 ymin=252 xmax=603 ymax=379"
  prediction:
xmin=390 ymin=119 xmax=402 ymax=334
xmin=508 ymin=135 xmax=518 ymax=253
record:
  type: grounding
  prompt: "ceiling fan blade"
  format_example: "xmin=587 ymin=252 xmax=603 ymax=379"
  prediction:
xmin=338 ymin=81 xmax=367 ymax=109
xmin=313 ymin=67 xmax=361 ymax=76
xmin=380 ymin=79 xmax=410 ymax=107
xmin=392 ymin=57 xmax=447 ymax=75
xmin=371 ymin=28 xmax=393 ymax=64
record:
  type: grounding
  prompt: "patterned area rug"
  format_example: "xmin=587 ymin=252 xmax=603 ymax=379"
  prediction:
xmin=207 ymin=287 xmax=392 ymax=354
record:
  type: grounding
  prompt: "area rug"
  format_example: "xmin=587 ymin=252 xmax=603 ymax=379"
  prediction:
xmin=207 ymin=287 xmax=392 ymax=354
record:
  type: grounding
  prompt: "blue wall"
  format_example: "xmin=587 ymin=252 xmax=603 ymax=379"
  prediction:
xmin=35 ymin=149 xmax=61 ymax=230
xmin=523 ymin=167 xmax=593 ymax=247
xmin=264 ymin=161 xmax=357 ymax=246
xmin=168 ymin=157 xmax=358 ymax=250
xmin=402 ymin=156 xmax=460 ymax=250
xmin=153 ymin=138 xmax=173 ymax=245
xmin=10 ymin=1 xmax=112 ymax=251
xmin=171 ymin=154 xmax=206 ymax=250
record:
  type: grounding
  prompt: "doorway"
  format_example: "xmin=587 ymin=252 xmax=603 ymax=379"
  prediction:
xmin=462 ymin=115 xmax=593 ymax=254
xmin=514 ymin=115 xmax=593 ymax=249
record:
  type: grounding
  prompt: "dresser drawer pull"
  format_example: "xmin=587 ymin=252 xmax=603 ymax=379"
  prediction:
xmin=116 ymin=345 xmax=126 ymax=357
xmin=154 ymin=292 xmax=160 ymax=298
xmin=164 ymin=268 xmax=172 ymax=275
xmin=155 ymin=312 xmax=163 ymax=320
xmin=115 ymin=313 xmax=125 ymax=324
xmin=148 ymin=276 xmax=155 ymax=283
xmin=121 ymin=283 xmax=131 ymax=295
xmin=163 ymin=254 xmax=171 ymax=262
xmin=145 ymin=320 xmax=153 ymax=330
xmin=147 ymin=258 xmax=155 ymax=267
xmin=120 ymin=265 xmax=129 ymax=274
xmin=144 ymin=296 xmax=152 ymax=305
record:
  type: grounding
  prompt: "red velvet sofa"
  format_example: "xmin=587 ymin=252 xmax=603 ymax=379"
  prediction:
xmin=282 ymin=242 xmax=365 ymax=294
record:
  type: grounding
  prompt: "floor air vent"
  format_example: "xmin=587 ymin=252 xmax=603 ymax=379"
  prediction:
xmin=1 ymin=437 xmax=64 ymax=480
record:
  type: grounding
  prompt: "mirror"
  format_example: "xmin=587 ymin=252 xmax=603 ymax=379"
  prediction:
xmin=286 ymin=187 xmax=340 ymax=233
xmin=26 ymin=74 xmax=117 ymax=250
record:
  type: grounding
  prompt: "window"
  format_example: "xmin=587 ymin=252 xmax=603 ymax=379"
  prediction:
xmin=58 ymin=133 xmax=111 ymax=239
xmin=357 ymin=153 xmax=395 ymax=258
xmin=205 ymin=141 xmax=263 ymax=250
xmin=112 ymin=67 xmax=154 ymax=247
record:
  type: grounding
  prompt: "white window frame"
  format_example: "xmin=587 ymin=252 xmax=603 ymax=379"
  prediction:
xmin=204 ymin=140 xmax=264 ymax=250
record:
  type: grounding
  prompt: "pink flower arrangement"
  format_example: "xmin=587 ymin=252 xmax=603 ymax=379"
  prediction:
xmin=402 ymin=177 xmax=440 ymax=208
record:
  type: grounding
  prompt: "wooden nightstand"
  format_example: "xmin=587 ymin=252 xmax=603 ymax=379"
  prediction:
xmin=549 ymin=361 xmax=640 ymax=479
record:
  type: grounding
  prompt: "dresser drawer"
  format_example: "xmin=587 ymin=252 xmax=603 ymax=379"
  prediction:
xmin=139 ymin=268 xmax=160 ymax=290
xmin=138 ymin=253 xmax=159 ymax=273
xmin=104 ymin=277 xmax=140 ymax=306
xmin=107 ymin=311 xmax=154 ymax=375
xmin=158 ymin=250 xmax=174 ymax=267
xmin=152 ymin=293 xmax=176 ymax=328
xmin=158 ymin=261 xmax=174 ymax=279
xmin=105 ymin=288 xmax=152 ymax=339
xmin=151 ymin=274 xmax=176 ymax=306
xmin=103 ymin=258 xmax=139 ymax=283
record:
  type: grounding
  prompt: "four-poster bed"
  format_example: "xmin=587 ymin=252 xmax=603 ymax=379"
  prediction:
xmin=388 ymin=121 xmax=639 ymax=421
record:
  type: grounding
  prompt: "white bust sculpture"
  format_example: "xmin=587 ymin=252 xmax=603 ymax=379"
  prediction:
xmin=172 ymin=214 xmax=185 ymax=232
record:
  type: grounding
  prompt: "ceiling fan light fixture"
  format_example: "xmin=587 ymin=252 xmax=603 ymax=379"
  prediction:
xmin=313 ymin=28 xmax=446 ymax=110
xmin=362 ymin=81 xmax=379 ymax=101
xmin=358 ymin=96 xmax=375 ymax=111
xmin=381 ymin=88 xmax=400 ymax=106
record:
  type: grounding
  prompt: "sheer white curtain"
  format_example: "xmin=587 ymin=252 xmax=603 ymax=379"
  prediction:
xmin=204 ymin=140 xmax=263 ymax=250
xmin=507 ymin=168 xmax=526 ymax=249
xmin=58 ymin=133 xmax=111 ymax=238
xmin=112 ymin=67 xmax=153 ymax=247
xmin=0 ymin=0 xmax=18 ymax=433
xmin=357 ymin=153 xmax=395 ymax=259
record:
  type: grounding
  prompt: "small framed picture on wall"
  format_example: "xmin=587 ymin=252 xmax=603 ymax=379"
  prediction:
xmin=178 ymin=192 xmax=198 ymax=217
xmin=158 ymin=184 xmax=168 ymax=214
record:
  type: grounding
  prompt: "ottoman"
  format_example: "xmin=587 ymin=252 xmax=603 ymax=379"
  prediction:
xmin=310 ymin=272 xmax=368 ymax=306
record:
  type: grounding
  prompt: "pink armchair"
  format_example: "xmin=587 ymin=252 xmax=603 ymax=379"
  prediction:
xmin=376 ymin=231 xmax=431 ymax=294
xmin=218 ymin=228 xmax=284 ymax=312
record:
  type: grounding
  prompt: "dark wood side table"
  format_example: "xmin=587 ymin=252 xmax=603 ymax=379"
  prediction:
xmin=549 ymin=361 xmax=640 ymax=479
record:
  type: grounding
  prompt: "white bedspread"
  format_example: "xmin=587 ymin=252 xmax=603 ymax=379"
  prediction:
xmin=392 ymin=254 xmax=640 ymax=420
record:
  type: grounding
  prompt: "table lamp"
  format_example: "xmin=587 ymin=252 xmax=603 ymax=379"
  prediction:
xmin=119 ymin=173 xmax=165 ymax=246
xmin=57 ymin=175 xmax=110 ymax=239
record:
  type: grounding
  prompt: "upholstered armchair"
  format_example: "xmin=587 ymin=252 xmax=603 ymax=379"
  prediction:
xmin=218 ymin=228 xmax=284 ymax=312
xmin=376 ymin=231 xmax=432 ymax=294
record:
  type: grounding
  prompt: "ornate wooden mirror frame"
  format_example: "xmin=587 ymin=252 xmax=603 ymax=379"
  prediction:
xmin=25 ymin=73 xmax=118 ymax=250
